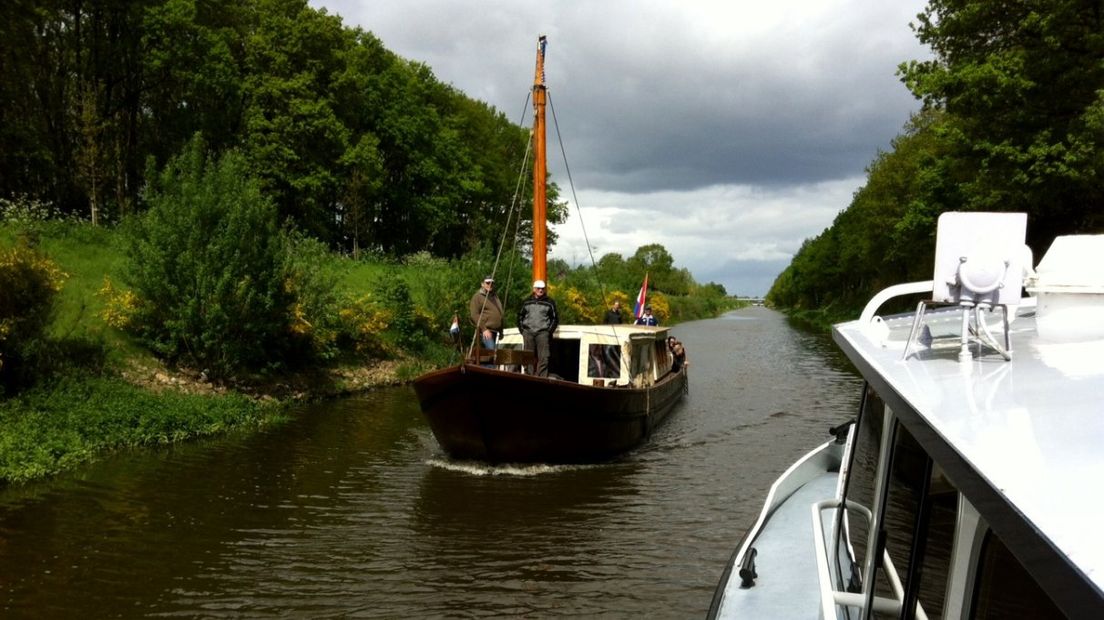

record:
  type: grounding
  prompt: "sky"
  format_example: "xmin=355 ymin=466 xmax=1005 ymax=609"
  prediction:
xmin=310 ymin=0 xmax=931 ymax=297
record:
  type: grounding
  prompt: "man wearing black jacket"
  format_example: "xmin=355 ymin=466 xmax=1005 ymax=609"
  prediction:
xmin=517 ymin=279 xmax=558 ymax=377
xmin=604 ymin=300 xmax=624 ymax=324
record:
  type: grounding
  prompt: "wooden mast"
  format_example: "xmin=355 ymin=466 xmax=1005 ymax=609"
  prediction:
xmin=531 ymin=35 xmax=548 ymax=284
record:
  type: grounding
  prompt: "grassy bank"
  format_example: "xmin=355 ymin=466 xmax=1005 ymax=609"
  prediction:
xmin=1 ymin=219 xmax=742 ymax=485
xmin=0 ymin=375 xmax=283 ymax=483
xmin=0 ymin=221 xmax=424 ymax=484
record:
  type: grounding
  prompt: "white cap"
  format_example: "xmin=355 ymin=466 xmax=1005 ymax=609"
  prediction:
xmin=533 ymin=279 xmax=546 ymax=289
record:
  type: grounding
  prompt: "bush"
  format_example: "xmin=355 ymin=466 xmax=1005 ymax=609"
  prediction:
xmin=126 ymin=137 xmax=294 ymax=380
xmin=285 ymin=232 xmax=342 ymax=362
xmin=0 ymin=241 xmax=67 ymax=392
xmin=337 ymin=293 xmax=393 ymax=357
xmin=375 ymin=277 xmax=431 ymax=352
xmin=0 ymin=374 xmax=277 ymax=483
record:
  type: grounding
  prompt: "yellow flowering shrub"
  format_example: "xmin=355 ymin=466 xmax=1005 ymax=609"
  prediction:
xmin=560 ymin=285 xmax=600 ymax=324
xmin=338 ymin=294 xmax=393 ymax=355
xmin=289 ymin=301 xmax=312 ymax=337
xmin=0 ymin=243 xmax=67 ymax=377
xmin=648 ymin=292 xmax=671 ymax=324
xmin=604 ymin=290 xmax=631 ymax=308
xmin=97 ymin=276 xmax=140 ymax=330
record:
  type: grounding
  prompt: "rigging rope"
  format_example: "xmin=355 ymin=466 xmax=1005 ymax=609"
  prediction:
xmin=548 ymin=91 xmax=609 ymax=304
xmin=467 ymin=93 xmax=535 ymax=359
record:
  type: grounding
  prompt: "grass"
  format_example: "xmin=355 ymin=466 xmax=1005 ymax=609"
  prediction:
xmin=0 ymin=373 xmax=283 ymax=483
xmin=1 ymin=219 xmax=744 ymax=484
xmin=1 ymin=222 xmax=346 ymax=484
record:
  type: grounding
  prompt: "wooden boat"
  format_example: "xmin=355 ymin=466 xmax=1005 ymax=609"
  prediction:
xmin=709 ymin=215 xmax=1104 ymax=618
xmin=412 ymin=37 xmax=688 ymax=464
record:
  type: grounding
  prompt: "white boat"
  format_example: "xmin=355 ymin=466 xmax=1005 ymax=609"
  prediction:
xmin=709 ymin=213 xmax=1104 ymax=618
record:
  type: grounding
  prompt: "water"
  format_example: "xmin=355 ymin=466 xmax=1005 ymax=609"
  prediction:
xmin=0 ymin=307 xmax=862 ymax=618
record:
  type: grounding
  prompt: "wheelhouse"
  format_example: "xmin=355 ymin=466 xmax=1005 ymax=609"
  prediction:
xmin=495 ymin=325 xmax=677 ymax=387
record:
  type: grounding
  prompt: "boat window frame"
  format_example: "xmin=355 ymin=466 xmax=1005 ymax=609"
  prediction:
xmin=967 ymin=527 xmax=1067 ymax=619
xmin=628 ymin=339 xmax=654 ymax=387
xmin=586 ymin=343 xmax=623 ymax=380
xmin=832 ymin=384 xmax=950 ymax=620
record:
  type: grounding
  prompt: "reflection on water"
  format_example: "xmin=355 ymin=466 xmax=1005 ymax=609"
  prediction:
xmin=0 ymin=307 xmax=862 ymax=617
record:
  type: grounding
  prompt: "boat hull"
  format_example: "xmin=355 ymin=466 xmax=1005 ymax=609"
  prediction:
xmin=413 ymin=364 xmax=688 ymax=463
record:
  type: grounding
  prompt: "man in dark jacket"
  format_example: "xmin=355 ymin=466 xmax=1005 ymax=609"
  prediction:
xmin=604 ymin=300 xmax=624 ymax=324
xmin=517 ymin=279 xmax=558 ymax=377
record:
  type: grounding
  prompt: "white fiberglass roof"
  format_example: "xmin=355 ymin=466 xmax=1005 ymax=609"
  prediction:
xmin=834 ymin=303 xmax=1104 ymax=598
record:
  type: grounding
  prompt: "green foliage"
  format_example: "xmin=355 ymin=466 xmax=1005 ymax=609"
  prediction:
xmin=899 ymin=0 xmax=1104 ymax=250
xmin=772 ymin=1 xmax=1104 ymax=319
xmin=502 ymin=242 xmax=739 ymax=326
xmin=0 ymin=239 xmax=68 ymax=388
xmin=126 ymin=137 xmax=294 ymax=379
xmin=285 ymin=232 xmax=343 ymax=361
xmin=374 ymin=277 xmax=422 ymax=351
xmin=1 ymin=0 xmax=539 ymax=262
xmin=0 ymin=374 xmax=279 ymax=484
xmin=0 ymin=240 xmax=67 ymax=392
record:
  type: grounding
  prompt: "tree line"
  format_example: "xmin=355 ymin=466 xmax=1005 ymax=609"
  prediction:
xmin=768 ymin=0 xmax=1104 ymax=317
xmin=0 ymin=0 xmax=560 ymax=258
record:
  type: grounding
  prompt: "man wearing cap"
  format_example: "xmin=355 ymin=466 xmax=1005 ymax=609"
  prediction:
xmin=634 ymin=306 xmax=658 ymax=326
xmin=517 ymin=279 xmax=559 ymax=377
xmin=470 ymin=275 xmax=504 ymax=354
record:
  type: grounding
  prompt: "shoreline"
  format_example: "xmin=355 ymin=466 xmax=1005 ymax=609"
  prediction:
xmin=116 ymin=357 xmax=410 ymax=402
xmin=0 ymin=358 xmax=413 ymax=487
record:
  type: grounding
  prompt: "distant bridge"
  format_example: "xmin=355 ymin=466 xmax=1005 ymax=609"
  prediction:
xmin=735 ymin=296 xmax=766 ymax=306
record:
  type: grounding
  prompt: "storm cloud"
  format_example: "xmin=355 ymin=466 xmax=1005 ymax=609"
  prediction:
xmin=311 ymin=0 xmax=930 ymax=295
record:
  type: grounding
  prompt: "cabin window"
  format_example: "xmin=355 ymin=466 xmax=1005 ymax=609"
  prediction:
xmin=903 ymin=471 xmax=956 ymax=619
xmin=548 ymin=337 xmax=580 ymax=383
xmin=836 ymin=386 xmax=883 ymax=598
xmin=970 ymin=530 xmax=1063 ymax=619
xmin=587 ymin=344 xmax=621 ymax=379
xmin=837 ymin=387 xmax=953 ymax=619
xmin=654 ymin=341 xmax=671 ymax=374
xmin=630 ymin=342 xmax=653 ymax=386
xmin=868 ymin=423 xmax=952 ymax=619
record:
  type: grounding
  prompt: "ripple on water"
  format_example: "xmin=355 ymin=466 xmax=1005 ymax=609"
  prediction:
xmin=0 ymin=307 xmax=862 ymax=618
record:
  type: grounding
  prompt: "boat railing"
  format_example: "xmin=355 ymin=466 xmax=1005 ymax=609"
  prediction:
xmin=729 ymin=441 xmax=840 ymax=587
xmin=812 ymin=498 xmax=929 ymax=620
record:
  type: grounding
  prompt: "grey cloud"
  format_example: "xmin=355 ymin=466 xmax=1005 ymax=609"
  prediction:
xmin=312 ymin=0 xmax=930 ymax=294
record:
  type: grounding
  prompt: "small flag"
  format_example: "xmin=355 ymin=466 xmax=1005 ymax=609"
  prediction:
xmin=633 ymin=273 xmax=649 ymax=319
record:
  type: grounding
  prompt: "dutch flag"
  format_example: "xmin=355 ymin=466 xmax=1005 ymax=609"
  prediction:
xmin=633 ymin=273 xmax=649 ymax=319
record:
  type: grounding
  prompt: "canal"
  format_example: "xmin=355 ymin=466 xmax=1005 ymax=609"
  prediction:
xmin=0 ymin=307 xmax=861 ymax=618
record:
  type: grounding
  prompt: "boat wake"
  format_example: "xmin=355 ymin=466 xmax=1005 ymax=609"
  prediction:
xmin=425 ymin=458 xmax=597 ymax=477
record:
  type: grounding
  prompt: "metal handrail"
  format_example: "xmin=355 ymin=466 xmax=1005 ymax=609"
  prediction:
xmin=812 ymin=499 xmax=929 ymax=620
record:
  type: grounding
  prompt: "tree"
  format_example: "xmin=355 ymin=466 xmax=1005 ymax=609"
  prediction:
xmin=899 ymin=0 xmax=1104 ymax=252
xmin=770 ymin=1 xmax=1104 ymax=317
xmin=127 ymin=137 xmax=294 ymax=379
xmin=628 ymin=243 xmax=690 ymax=294
xmin=242 ymin=0 xmax=351 ymax=241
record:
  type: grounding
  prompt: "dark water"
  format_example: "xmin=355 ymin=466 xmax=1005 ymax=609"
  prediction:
xmin=0 ymin=307 xmax=861 ymax=618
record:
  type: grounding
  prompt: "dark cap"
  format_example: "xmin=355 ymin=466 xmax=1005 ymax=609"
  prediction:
xmin=483 ymin=275 xmax=494 ymax=283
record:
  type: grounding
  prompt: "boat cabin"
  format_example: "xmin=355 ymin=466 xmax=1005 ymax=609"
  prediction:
xmin=710 ymin=221 xmax=1104 ymax=619
xmin=490 ymin=325 xmax=677 ymax=387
